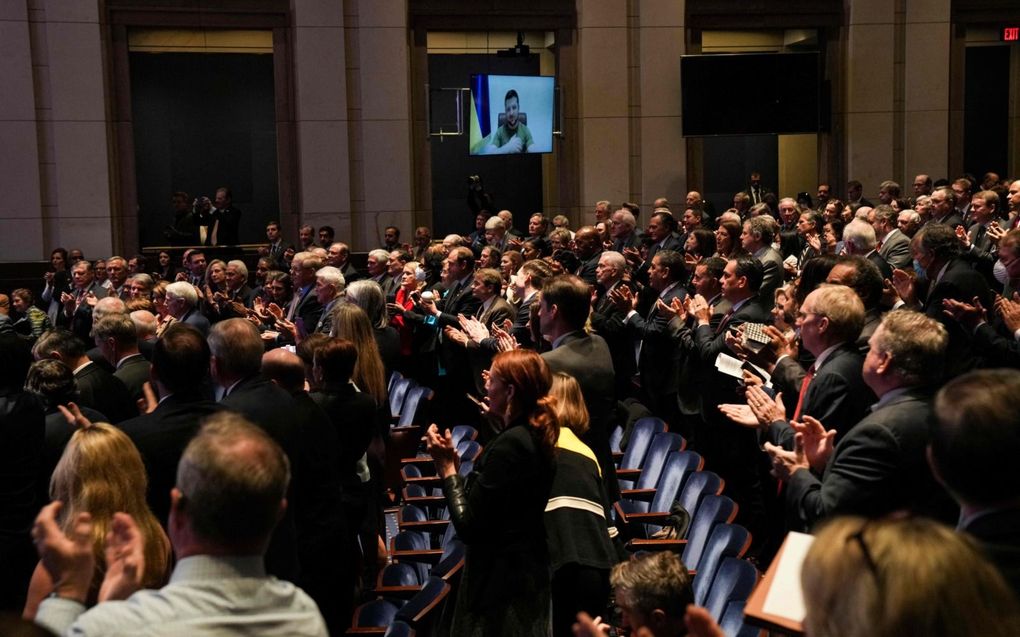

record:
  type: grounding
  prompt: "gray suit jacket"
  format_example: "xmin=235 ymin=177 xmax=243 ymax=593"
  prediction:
xmin=754 ymin=246 xmax=785 ymax=311
xmin=878 ymin=228 xmax=912 ymax=270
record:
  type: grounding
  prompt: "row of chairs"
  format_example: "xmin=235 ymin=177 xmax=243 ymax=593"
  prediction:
xmin=347 ymin=425 xmax=484 ymax=635
xmin=610 ymin=418 xmax=761 ymax=637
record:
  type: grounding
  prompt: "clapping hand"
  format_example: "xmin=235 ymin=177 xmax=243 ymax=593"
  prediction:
xmin=995 ymin=293 xmax=1020 ymax=333
xmin=443 ymin=325 xmax=469 ymax=346
xmin=943 ymin=296 xmax=986 ymax=330
xmin=891 ymin=268 xmax=916 ymax=306
xmin=686 ymin=294 xmax=712 ymax=325
xmin=744 ymin=385 xmax=786 ymax=428
xmin=32 ymin=502 xmax=95 ymax=603
xmin=425 ymin=424 xmax=459 ymax=479
xmin=98 ymin=512 xmax=146 ymax=602
xmin=267 ymin=302 xmax=284 ymax=321
xmin=608 ymin=285 xmax=635 ymax=313
xmin=459 ymin=315 xmax=490 ymax=343
xmin=790 ymin=415 xmax=836 ymax=473
xmin=763 ymin=434 xmax=810 ymax=481
xmin=491 ymin=323 xmax=519 ymax=352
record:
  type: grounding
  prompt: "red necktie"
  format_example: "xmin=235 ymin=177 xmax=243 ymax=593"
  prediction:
xmin=715 ymin=309 xmax=734 ymax=335
xmin=792 ymin=364 xmax=816 ymax=421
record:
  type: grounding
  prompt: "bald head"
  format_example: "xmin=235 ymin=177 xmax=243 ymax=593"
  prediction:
xmin=93 ymin=296 xmax=128 ymax=321
xmin=261 ymin=349 xmax=306 ymax=394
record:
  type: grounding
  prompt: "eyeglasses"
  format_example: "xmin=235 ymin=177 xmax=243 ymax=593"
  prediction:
xmin=847 ymin=523 xmax=880 ymax=578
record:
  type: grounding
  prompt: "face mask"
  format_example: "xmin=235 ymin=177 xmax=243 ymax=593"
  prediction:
xmin=993 ymin=259 xmax=1008 ymax=285
xmin=913 ymin=259 xmax=927 ymax=284
xmin=415 ymin=267 xmax=427 ymax=282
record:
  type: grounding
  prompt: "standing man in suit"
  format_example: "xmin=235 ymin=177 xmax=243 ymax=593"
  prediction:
xmin=119 ymin=323 xmax=220 ymax=526
xmin=209 ymin=318 xmax=300 ymax=580
xmin=610 ymin=250 xmax=688 ymax=434
xmin=929 ymin=368 xmax=1020 ymax=599
xmin=165 ymin=281 xmax=211 ymax=337
xmin=447 ymin=268 xmax=514 ymax=397
xmin=748 ymin=171 xmax=770 ymax=206
xmin=328 ymin=242 xmax=364 ymax=283
xmin=262 ymin=221 xmax=289 ymax=267
xmin=740 ymin=216 xmax=785 ymax=310
xmin=843 ymin=219 xmax=893 ymax=280
xmin=764 ymin=310 xmax=953 ymax=528
xmin=871 ymin=205 xmax=912 ymax=269
xmin=930 ymin=186 xmax=966 ymax=229
xmin=894 ymin=223 xmax=994 ymax=376
xmin=365 ymin=249 xmax=390 ymax=289
xmin=610 ymin=209 xmax=642 ymax=253
xmin=32 ymin=329 xmax=136 ymax=424
xmin=311 ymin=266 xmax=346 ymax=335
xmin=540 ymin=274 xmax=619 ymax=501
xmin=959 ymin=190 xmax=1001 ymax=285
xmin=105 ymin=256 xmax=130 ymax=300
xmin=589 ymin=251 xmax=636 ymax=398
xmin=686 ymin=256 xmax=771 ymax=535
xmin=484 ymin=216 xmax=511 ymax=252
xmin=201 ymin=186 xmax=242 ymax=246
xmin=287 ymin=252 xmax=325 ymax=333
xmin=57 ymin=260 xmax=109 ymax=345
xmin=572 ymin=226 xmax=603 ymax=286
xmin=625 ymin=211 xmax=682 ymax=284
xmin=92 ymin=314 xmax=149 ymax=403
xmin=421 ymin=246 xmax=481 ymax=425
xmin=846 ymin=180 xmax=872 ymax=207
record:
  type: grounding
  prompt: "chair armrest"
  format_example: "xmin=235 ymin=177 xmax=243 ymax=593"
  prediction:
xmin=612 ymin=451 xmax=625 ymax=463
xmin=404 ymin=475 xmax=441 ymax=488
xmin=400 ymin=455 xmax=434 ymax=467
xmin=391 ymin=548 xmax=445 ymax=565
xmin=619 ymin=488 xmax=656 ymax=501
xmin=402 ymin=495 xmax=447 ymax=506
xmin=397 ymin=519 xmax=450 ymax=533
xmin=346 ymin=628 xmax=386 ymax=635
xmin=625 ymin=538 xmax=689 ymax=552
xmin=616 ymin=468 xmax=641 ymax=480
xmin=372 ymin=585 xmax=422 ymax=599
xmin=621 ymin=511 xmax=670 ymax=524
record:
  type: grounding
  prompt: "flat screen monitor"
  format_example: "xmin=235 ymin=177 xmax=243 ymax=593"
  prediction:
xmin=681 ymin=52 xmax=821 ymax=136
xmin=469 ymin=74 xmax=554 ymax=155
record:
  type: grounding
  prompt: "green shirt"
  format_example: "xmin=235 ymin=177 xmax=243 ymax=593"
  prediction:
xmin=491 ymin=121 xmax=533 ymax=152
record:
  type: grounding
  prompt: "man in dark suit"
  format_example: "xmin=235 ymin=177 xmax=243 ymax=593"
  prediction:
xmin=197 ymin=186 xmax=242 ymax=246
xmin=766 ymin=311 xmax=955 ymax=529
xmin=456 ymin=268 xmax=514 ymax=396
xmin=214 ymin=260 xmax=256 ymax=320
xmin=843 ymin=219 xmax=893 ymax=280
xmin=740 ymin=216 xmax=785 ymax=311
xmin=33 ymin=329 xmax=136 ymax=424
xmin=262 ymin=347 xmax=351 ymax=635
xmin=759 ymin=285 xmax=874 ymax=447
xmin=959 ymin=190 xmax=1001 ymax=285
xmin=57 ymin=260 xmax=109 ymax=345
xmin=92 ymin=313 xmax=149 ymax=403
xmin=687 ymin=256 xmax=771 ymax=536
xmin=327 ymin=242 xmax=365 ymax=283
xmin=625 ymin=211 xmax=682 ymax=285
xmin=929 ymin=368 xmax=1020 ymax=599
xmin=421 ymin=246 xmax=482 ymax=425
xmin=572 ymin=226 xmax=603 ymax=286
xmin=209 ymin=318 xmax=300 ymax=580
xmin=165 ymin=281 xmax=211 ymax=337
xmin=610 ymin=250 xmax=687 ymax=435
xmin=825 ymin=256 xmax=885 ymax=351
xmin=540 ymin=274 xmax=619 ymax=502
xmin=895 ymin=223 xmax=993 ymax=376
xmin=589 ymin=251 xmax=636 ymax=398
xmin=609 ymin=209 xmax=642 ymax=253
xmin=929 ymin=186 xmax=965 ymax=230
xmin=118 ymin=323 xmax=220 ymax=526
xmin=287 ymin=252 xmax=325 ymax=333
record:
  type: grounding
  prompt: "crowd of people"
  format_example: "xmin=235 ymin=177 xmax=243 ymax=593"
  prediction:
xmin=1 ymin=170 xmax=1020 ymax=635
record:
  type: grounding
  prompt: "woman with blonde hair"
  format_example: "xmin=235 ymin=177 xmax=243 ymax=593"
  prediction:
xmin=802 ymin=515 xmax=1020 ymax=637
xmin=330 ymin=302 xmax=387 ymax=407
xmin=23 ymin=423 xmax=171 ymax=619
xmin=546 ymin=372 xmax=620 ymax=636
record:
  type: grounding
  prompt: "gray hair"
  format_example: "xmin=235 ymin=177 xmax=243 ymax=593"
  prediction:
xmin=344 ymin=279 xmax=388 ymax=329
xmin=843 ymin=219 xmax=877 ymax=253
xmin=166 ymin=281 xmax=198 ymax=306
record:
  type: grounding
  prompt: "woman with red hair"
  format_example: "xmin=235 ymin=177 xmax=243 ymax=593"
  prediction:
xmin=426 ymin=349 xmax=558 ymax=636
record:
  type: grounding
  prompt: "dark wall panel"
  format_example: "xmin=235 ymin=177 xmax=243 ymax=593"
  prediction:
xmin=964 ymin=45 xmax=1009 ymax=180
xmin=702 ymin=135 xmax=779 ymax=214
xmin=130 ymin=52 xmax=279 ymax=247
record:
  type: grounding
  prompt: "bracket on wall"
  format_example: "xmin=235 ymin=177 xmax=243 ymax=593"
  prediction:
xmin=425 ymin=84 xmax=468 ymax=140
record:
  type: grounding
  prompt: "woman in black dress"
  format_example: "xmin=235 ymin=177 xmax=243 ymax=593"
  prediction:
xmin=426 ymin=349 xmax=557 ymax=636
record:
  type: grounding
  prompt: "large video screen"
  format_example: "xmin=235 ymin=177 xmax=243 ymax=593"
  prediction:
xmin=469 ymin=74 xmax=554 ymax=155
xmin=681 ymin=52 xmax=820 ymax=136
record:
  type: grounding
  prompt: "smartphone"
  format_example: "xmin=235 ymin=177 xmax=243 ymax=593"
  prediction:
xmin=466 ymin=393 xmax=487 ymax=410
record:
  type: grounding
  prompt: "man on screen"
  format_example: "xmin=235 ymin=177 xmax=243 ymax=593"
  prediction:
xmin=486 ymin=89 xmax=533 ymax=154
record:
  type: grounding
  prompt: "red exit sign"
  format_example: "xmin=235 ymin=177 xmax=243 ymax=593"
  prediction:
xmin=1004 ymin=26 xmax=1020 ymax=42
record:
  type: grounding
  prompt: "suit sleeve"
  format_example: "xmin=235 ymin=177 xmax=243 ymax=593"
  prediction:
xmin=972 ymin=323 xmax=1020 ymax=368
xmin=882 ymin=240 xmax=913 ymax=270
xmin=786 ymin=424 xmax=901 ymax=526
